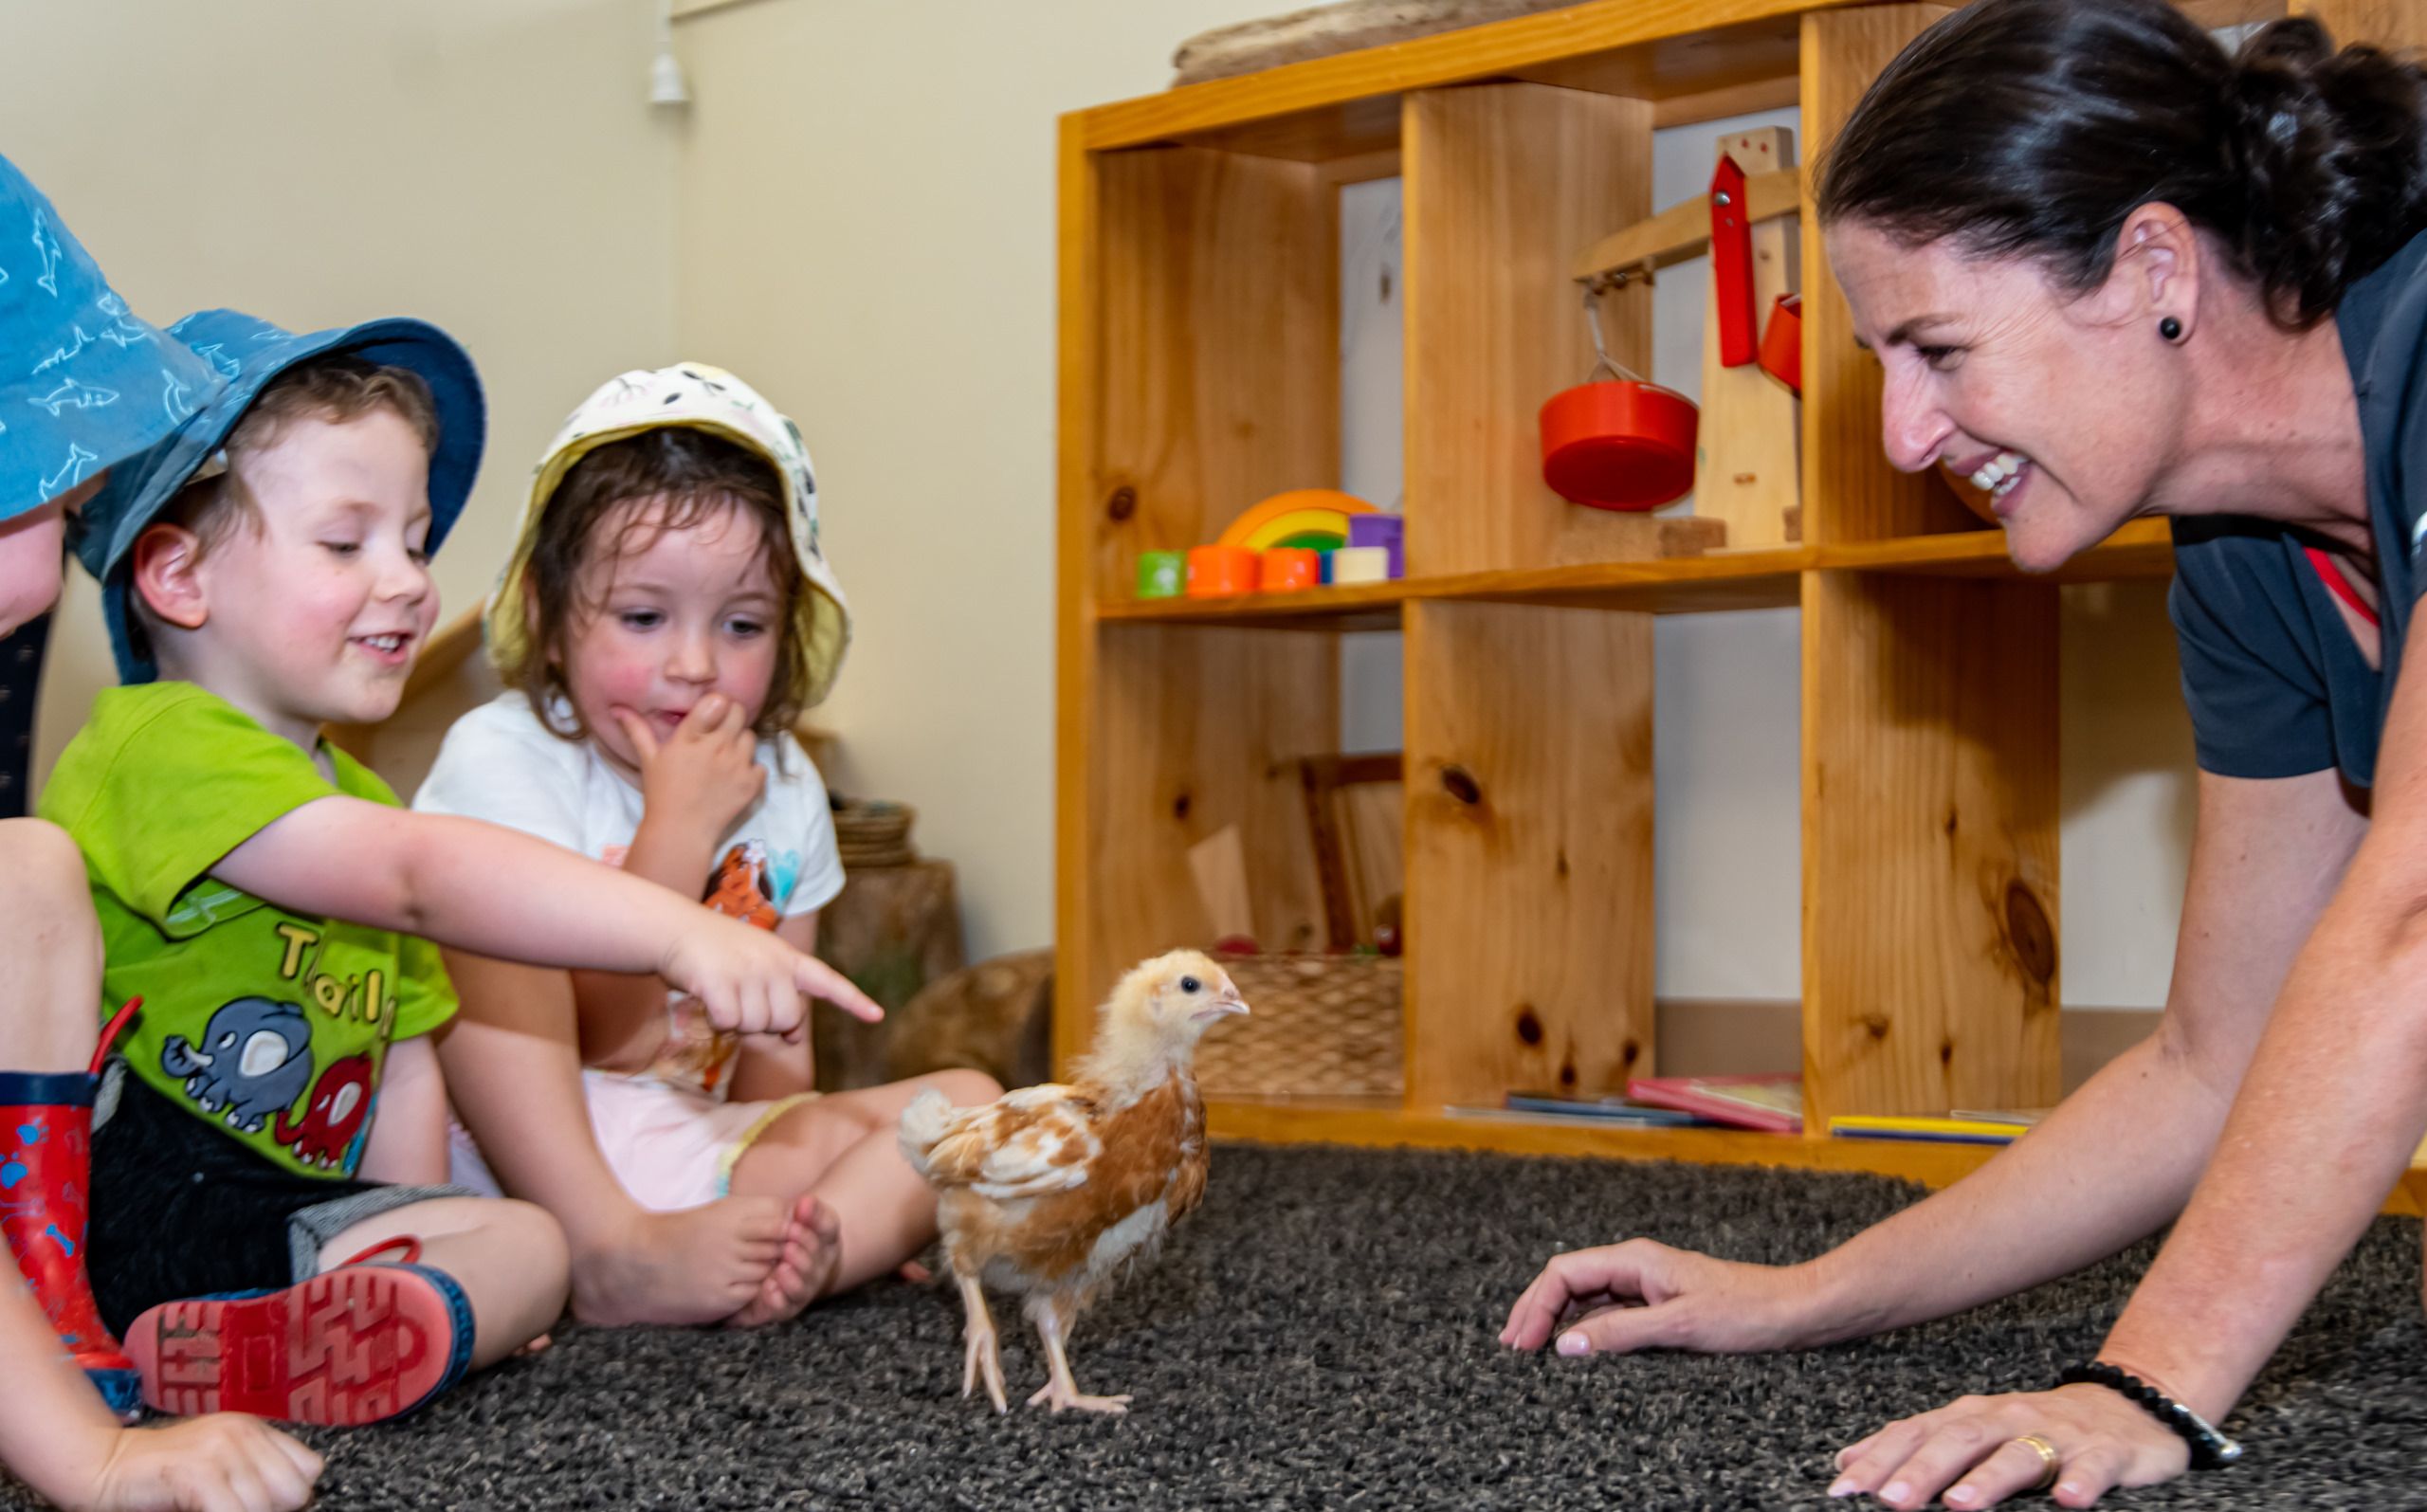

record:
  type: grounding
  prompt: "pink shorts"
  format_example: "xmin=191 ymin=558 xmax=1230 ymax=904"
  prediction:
xmin=447 ymin=1072 xmax=816 ymax=1212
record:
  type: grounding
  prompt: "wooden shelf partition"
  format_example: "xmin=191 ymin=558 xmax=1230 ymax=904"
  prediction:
xmin=1056 ymin=0 xmax=2421 ymax=1184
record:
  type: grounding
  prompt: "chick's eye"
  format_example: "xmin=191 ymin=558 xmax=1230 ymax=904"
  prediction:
xmin=1179 ymin=975 xmax=1200 ymax=993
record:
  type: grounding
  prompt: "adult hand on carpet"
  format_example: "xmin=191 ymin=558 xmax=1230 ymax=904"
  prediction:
xmin=1498 ymin=1238 xmax=1813 ymax=1355
xmin=1826 ymin=1383 xmax=2189 ymax=1509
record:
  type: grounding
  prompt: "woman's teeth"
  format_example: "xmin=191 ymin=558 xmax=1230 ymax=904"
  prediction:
xmin=1969 ymin=451 xmax=2029 ymax=498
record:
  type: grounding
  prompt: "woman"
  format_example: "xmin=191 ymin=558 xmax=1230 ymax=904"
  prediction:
xmin=1501 ymin=2 xmax=2427 ymax=1506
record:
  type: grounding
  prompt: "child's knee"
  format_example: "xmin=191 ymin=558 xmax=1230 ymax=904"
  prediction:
xmin=0 ymin=818 xmax=102 ymax=968
xmin=1 ymin=819 xmax=92 ymax=912
xmin=484 ymin=1198 xmax=573 ymax=1288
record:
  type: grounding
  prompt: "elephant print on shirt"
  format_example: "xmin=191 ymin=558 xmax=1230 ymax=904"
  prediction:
xmin=159 ymin=997 xmax=314 ymax=1135
xmin=275 ymin=1053 xmax=375 ymax=1173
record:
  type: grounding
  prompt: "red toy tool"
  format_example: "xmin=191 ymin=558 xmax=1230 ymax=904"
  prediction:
xmin=1710 ymin=154 xmax=1756 ymax=368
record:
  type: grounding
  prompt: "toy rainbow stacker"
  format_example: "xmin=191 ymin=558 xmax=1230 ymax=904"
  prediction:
xmin=1133 ymin=490 xmax=1405 ymax=601
xmin=1215 ymin=489 xmax=1377 ymax=554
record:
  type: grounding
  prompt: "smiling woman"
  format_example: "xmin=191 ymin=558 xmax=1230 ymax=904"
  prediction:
xmin=1499 ymin=2 xmax=2427 ymax=1507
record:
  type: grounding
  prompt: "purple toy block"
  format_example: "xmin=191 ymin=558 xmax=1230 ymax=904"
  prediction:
xmin=1347 ymin=514 xmax=1403 ymax=579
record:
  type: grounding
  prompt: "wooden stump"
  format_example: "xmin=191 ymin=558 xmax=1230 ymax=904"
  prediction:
xmin=885 ymin=950 xmax=1055 ymax=1092
xmin=813 ymin=860 xmax=965 ymax=1090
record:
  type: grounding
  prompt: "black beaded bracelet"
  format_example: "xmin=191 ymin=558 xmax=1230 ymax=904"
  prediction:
xmin=2058 ymin=1362 xmax=2243 ymax=1470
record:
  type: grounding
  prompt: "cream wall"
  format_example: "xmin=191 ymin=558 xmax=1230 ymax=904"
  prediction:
xmin=9 ymin=0 xmax=681 ymax=784
xmin=671 ymin=0 xmax=1324 ymax=962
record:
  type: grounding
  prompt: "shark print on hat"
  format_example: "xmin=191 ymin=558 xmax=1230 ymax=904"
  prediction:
xmin=1 ymin=153 xmax=224 ymax=524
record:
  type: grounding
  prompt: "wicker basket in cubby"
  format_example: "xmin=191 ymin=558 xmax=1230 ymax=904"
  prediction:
xmin=1194 ymin=952 xmax=1403 ymax=1099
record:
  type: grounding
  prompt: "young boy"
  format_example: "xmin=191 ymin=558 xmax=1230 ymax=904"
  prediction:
xmin=2 ymin=155 xmax=322 ymax=1509
xmin=42 ymin=307 xmax=884 ymax=1427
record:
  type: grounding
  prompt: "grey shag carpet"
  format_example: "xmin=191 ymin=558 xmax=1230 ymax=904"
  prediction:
xmin=8 ymin=1145 xmax=2422 ymax=1510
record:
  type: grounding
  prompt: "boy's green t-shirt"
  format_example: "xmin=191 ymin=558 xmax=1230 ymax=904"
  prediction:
xmin=39 ymin=683 xmax=456 ymax=1180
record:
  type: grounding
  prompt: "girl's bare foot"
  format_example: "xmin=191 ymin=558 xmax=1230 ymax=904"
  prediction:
xmin=726 ymin=1194 xmax=844 ymax=1328
xmin=568 ymin=1198 xmax=791 ymax=1326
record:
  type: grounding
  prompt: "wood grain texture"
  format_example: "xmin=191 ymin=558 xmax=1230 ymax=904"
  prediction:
xmin=1055 ymin=118 xmax=1104 ymax=1076
xmin=1570 ymin=167 xmax=1800 ymax=282
xmin=1403 ymin=82 xmax=1657 ymax=575
xmin=1801 ymin=571 xmax=2062 ymax=1125
xmin=1084 ymin=623 xmax=1338 ymax=1055
xmin=1095 ymin=146 xmax=1340 ymax=606
xmin=1209 ymin=1097 xmax=2005 ymax=1186
xmin=1799 ymin=4 xmax=1973 ymax=544
xmin=1301 ymin=754 xmax=1406 ymax=949
xmin=1650 ymin=74 xmax=1804 ymax=128
xmin=2294 ymin=0 xmax=2427 ymax=43
xmin=1404 ymin=601 xmax=1654 ymax=1107
xmin=1695 ymin=127 xmax=1802 ymax=551
xmin=1080 ymin=0 xmax=1844 ymax=151
xmin=1816 ymin=519 xmax=2175 ymax=581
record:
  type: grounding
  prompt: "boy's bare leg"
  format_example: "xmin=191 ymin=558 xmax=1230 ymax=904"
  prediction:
xmin=0 ymin=820 xmax=105 ymax=1072
xmin=435 ymin=948 xmax=814 ymax=1327
xmin=728 ymin=1068 xmax=1003 ymax=1311
xmin=319 ymin=1196 xmax=569 ymax=1371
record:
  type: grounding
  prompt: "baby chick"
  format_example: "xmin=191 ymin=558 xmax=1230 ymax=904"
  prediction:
xmin=897 ymin=949 xmax=1247 ymax=1414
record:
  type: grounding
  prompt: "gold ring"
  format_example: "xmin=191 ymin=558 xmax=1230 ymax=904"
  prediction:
xmin=2011 ymin=1433 xmax=2062 ymax=1493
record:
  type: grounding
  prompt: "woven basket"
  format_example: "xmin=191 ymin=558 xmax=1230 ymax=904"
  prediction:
xmin=1195 ymin=952 xmax=1403 ymax=1098
xmin=833 ymin=798 xmax=917 ymax=870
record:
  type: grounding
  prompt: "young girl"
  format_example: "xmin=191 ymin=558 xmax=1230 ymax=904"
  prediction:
xmin=416 ymin=365 xmax=998 ymax=1315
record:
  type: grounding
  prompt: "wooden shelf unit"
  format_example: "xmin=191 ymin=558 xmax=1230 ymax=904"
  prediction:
xmin=1054 ymin=0 xmax=2399 ymax=1186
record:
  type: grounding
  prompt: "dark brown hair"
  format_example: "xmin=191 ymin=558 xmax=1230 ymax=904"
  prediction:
xmin=1815 ymin=0 xmax=2427 ymax=329
xmin=503 ymin=427 xmax=808 ymax=742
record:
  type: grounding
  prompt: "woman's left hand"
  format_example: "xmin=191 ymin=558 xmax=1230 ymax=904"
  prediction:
xmin=1828 ymin=1383 xmax=2189 ymax=1508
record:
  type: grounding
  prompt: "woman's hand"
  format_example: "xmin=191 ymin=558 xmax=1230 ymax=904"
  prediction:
xmin=1828 ymin=1383 xmax=2189 ymax=1509
xmin=1499 ymin=1237 xmax=1829 ymax=1356
xmin=614 ymin=695 xmax=765 ymax=849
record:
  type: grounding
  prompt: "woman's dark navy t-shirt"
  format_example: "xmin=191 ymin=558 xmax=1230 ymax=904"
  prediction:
xmin=2170 ymin=228 xmax=2427 ymax=787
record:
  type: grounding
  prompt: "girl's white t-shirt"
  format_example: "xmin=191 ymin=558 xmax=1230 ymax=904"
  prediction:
xmin=412 ymin=691 xmax=847 ymax=1101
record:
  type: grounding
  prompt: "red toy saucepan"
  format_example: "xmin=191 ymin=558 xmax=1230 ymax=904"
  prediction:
xmin=1540 ymin=283 xmax=1699 ymax=512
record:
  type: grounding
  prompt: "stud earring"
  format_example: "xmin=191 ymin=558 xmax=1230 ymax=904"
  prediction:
xmin=2160 ymin=316 xmax=2183 ymax=342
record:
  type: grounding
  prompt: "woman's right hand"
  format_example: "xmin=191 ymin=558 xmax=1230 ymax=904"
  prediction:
xmin=658 ymin=909 xmax=883 ymax=1041
xmin=78 ymin=1414 xmax=323 ymax=1512
xmin=1499 ymin=1238 xmax=1831 ymax=1357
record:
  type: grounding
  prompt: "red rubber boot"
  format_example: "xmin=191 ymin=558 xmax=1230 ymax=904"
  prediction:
xmin=0 ymin=1069 xmax=139 ymax=1418
xmin=123 ymin=1237 xmax=475 ymax=1426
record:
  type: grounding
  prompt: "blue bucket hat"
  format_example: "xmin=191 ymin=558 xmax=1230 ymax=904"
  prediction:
xmin=1 ymin=152 xmax=226 ymax=524
xmin=77 ymin=308 xmax=485 ymax=683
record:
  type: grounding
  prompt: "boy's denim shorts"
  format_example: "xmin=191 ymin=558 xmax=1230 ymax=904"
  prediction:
xmin=87 ymin=1064 xmax=470 ymax=1336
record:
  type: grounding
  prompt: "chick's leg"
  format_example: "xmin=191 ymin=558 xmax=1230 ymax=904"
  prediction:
xmin=1026 ymin=1292 xmax=1130 ymax=1414
xmin=956 ymin=1271 xmax=1008 ymax=1412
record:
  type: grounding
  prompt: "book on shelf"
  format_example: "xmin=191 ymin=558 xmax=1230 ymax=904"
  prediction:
xmin=1826 ymin=1114 xmax=2032 ymax=1145
xmin=1442 ymin=1104 xmax=1704 ymax=1128
xmin=1502 ymin=1091 xmax=1706 ymax=1126
xmin=1623 ymin=1073 xmax=1801 ymax=1133
xmin=1947 ymin=1107 xmax=2051 ymax=1127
